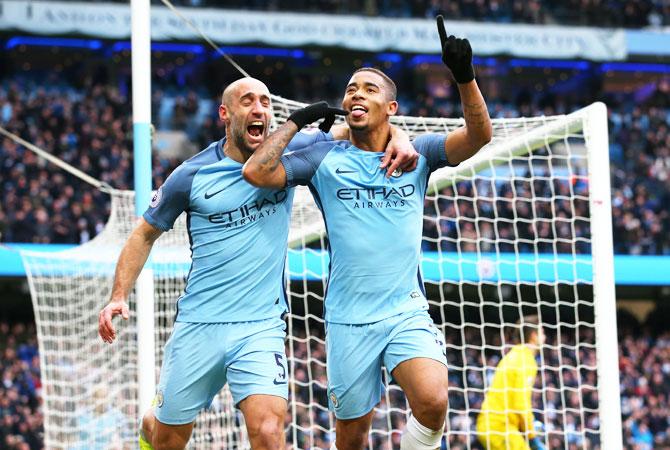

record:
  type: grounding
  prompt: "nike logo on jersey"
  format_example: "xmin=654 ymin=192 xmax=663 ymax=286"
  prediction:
xmin=204 ymin=187 xmax=225 ymax=199
xmin=273 ymin=378 xmax=288 ymax=385
xmin=336 ymin=168 xmax=356 ymax=174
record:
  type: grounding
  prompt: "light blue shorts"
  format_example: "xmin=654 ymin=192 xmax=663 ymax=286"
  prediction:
xmin=154 ymin=317 xmax=288 ymax=425
xmin=326 ymin=309 xmax=447 ymax=420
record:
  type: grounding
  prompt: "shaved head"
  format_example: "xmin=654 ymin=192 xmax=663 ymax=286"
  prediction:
xmin=222 ymin=77 xmax=270 ymax=107
xmin=218 ymin=77 xmax=273 ymax=160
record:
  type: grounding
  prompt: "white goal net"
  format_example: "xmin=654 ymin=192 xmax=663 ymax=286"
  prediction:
xmin=22 ymin=101 xmax=621 ymax=449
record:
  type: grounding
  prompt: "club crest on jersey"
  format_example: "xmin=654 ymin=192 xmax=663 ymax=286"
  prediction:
xmin=150 ymin=187 xmax=163 ymax=208
xmin=329 ymin=391 xmax=339 ymax=408
xmin=391 ymin=168 xmax=403 ymax=178
xmin=155 ymin=390 xmax=164 ymax=408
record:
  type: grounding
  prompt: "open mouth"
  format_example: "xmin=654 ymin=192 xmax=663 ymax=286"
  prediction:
xmin=350 ymin=105 xmax=368 ymax=119
xmin=247 ymin=121 xmax=265 ymax=139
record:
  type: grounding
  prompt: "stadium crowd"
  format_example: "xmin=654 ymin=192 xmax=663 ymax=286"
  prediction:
xmin=1 ymin=316 xmax=668 ymax=449
xmin=1 ymin=73 xmax=669 ymax=255
xmin=1 ymin=3 xmax=669 ymax=450
xmin=0 ymin=80 xmax=182 ymax=244
xmin=72 ymin=0 xmax=670 ymax=27
xmin=166 ymin=0 xmax=670 ymax=28
xmin=218 ymin=0 xmax=670 ymax=28
xmin=0 ymin=322 xmax=42 ymax=450
xmin=288 ymin=320 xmax=670 ymax=450
xmin=418 ymin=78 xmax=670 ymax=256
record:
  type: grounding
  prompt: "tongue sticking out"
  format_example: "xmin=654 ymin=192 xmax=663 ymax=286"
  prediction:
xmin=351 ymin=110 xmax=366 ymax=119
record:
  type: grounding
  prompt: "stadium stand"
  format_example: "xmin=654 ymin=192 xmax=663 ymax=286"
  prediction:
xmin=0 ymin=5 xmax=668 ymax=447
xmin=1 ymin=72 xmax=669 ymax=255
xmin=0 ymin=81 xmax=181 ymax=244
xmin=0 ymin=322 xmax=42 ymax=450
xmin=204 ymin=0 xmax=670 ymax=27
xmin=0 ymin=314 xmax=668 ymax=449
xmin=58 ymin=0 xmax=670 ymax=27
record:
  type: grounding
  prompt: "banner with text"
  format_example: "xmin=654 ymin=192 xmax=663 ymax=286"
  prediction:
xmin=0 ymin=1 xmax=627 ymax=60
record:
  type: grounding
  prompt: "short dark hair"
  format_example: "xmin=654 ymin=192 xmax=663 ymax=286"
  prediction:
xmin=517 ymin=315 xmax=541 ymax=343
xmin=352 ymin=67 xmax=397 ymax=101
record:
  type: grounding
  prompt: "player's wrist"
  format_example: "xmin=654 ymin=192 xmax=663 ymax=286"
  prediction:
xmin=287 ymin=117 xmax=305 ymax=130
xmin=450 ymin=65 xmax=475 ymax=84
xmin=286 ymin=117 xmax=305 ymax=131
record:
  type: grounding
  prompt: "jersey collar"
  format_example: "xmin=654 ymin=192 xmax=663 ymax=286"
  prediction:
xmin=215 ymin=137 xmax=226 ymax=160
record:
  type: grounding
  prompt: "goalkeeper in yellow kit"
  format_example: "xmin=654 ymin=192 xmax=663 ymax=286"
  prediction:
xmin=477 ymin=316 xmax=546 ymax=450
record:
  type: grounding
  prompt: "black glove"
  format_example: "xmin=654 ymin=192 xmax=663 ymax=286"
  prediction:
xmin=288 ymin=101 xmax=349 ymax=132
xmin=436 ymin=15 xmax=475 ymax=84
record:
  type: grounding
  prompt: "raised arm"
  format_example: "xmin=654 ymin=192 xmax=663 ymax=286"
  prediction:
xmin=436 ymin=16 xmax=493 ymax=165
xmin=243 ymin=101 xmax=347 ymax=188
xmin=98 ymin=218 xmax=162 ymax=343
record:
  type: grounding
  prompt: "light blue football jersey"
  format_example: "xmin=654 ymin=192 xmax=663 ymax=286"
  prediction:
xmin=281 ymin=133 xmax=453 ymax=324
xmin=144 ymin=131 xmax=331 ymax=323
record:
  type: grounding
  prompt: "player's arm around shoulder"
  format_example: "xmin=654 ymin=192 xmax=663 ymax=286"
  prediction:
xmin=243 ymin=120 xmax=297 ymax=189
xmin=329 ymin=123 xmax=349 ymax=140
xmin=243 ymin=101 xmax=348 ymax=188
xmin=435 ymin=15 xmax=493 ymax=165
xmin=98 ymin=218 xmax=162 ymax=344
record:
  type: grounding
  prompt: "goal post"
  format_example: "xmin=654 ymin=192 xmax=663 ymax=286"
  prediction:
xmin=22 ymin=101 xmax=621 ymax=449
xmin=584 ymin=102 xmax=622 ymax=449
xmin=130 ymin=0 xmax=156 ymax=418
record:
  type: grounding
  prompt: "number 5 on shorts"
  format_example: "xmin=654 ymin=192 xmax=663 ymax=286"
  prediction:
xmin=273 ymin=353 xmax=287 ymax=385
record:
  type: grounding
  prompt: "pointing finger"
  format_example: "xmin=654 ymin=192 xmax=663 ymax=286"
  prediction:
xmin=436 ymin=15 xmax=448 ymax=43
xmin=328 ymin=107 xmax=349 ymax=116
